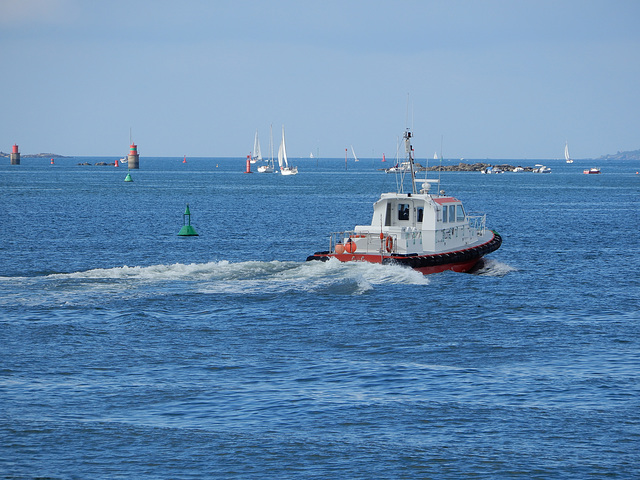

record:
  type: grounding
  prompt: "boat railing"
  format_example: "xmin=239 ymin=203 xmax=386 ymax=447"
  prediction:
xmin=467 ymin=213 xmax=486 ymax=236
xmin=330 ymin=230 xmax=395 ymax=254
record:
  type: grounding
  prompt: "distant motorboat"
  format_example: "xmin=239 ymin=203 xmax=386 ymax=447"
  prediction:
xmin=534 ymin=164 xmax=551 ymax=173
xmin=385 ymin=161 xmax=412 ymax=173
xmin=583 ymin=167 xmax=601 ymax=174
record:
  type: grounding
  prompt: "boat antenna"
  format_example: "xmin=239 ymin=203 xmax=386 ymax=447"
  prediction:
xmin=394 ymin=135 xmax=401 ymax=193
xmin=438 ymin=135 xmax=443 ymax=193
xmin=405 ymin=93 xmax=410 ymax=130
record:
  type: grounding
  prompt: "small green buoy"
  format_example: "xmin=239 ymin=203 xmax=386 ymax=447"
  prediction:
xmin=178 ymin=203 xmax=199 ymax=236
xmin=124 ymin=171 xmax=133 ymax=182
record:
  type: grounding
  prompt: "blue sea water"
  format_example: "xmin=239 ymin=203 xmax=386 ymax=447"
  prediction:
xmin=1 ymin=157 xmax=639 ymax=479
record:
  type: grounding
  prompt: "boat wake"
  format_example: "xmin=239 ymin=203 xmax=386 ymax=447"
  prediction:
xmin=469 ymin=258 xmax=516 ymax=276
xmin=38 ymin=258 xmax=427 ymax=284
xmin=0 ymin=259 xmax=430 ymax=307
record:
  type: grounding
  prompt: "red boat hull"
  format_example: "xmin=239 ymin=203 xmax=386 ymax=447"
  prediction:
xmin=307 ymin=232 xmax=502 ymax=275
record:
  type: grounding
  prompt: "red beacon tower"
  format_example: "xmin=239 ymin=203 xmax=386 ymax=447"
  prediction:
xmin=10 ymin=144 xmax=20 ymax=165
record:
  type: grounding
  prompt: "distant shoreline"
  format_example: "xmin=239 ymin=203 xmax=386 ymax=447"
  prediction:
xmin=2 ymin=148 xmax=639 ymax=161
xmin=0 ymin=152 xmax=70 ymax=158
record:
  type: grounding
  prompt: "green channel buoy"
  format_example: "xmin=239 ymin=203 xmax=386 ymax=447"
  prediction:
xmin=124 ymin=171 xmax=133 ymax=182
xmin=178 ymin=203 xmax=199 ymax=236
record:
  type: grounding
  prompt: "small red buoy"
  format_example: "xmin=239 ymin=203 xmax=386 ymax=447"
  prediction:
xmin=183 ymin=155 xmax=187 ymax=163
xmin=115 ymin=158 xmax=119 ymax=167
xmin=245 ymin=155 xmax=252 ymax=173
xmin=50 ymin=158 xmax=54 ymax=165
xmin=345 ymin=238 xmax=357 ymax=254
xmin=335 ymin=242 xmax=345 ymax=254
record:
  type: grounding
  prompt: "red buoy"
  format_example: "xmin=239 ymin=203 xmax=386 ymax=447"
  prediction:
xmin=335 ymin=242 xmax=345 ymax=254
xmin=245 ymin=155 xmax=252 ymax=173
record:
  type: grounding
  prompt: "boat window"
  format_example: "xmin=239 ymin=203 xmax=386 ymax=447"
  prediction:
xmin=442 ymin=205 xmax=448 ymax=222
xmin=385 ymin=202 xmax=392 ymax=226
xmin=456 ymin=205 xmax=465 ymax=221
xmin=417 ymin=207 xmax=424 ymax=223
xmin=398 ymin=203 xmax=410 ymax=221
xmin=449 ymin=205 xmax=456 ymax=223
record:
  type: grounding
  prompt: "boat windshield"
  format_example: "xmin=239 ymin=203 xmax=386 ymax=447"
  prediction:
xmin=398 ymin=204 xmax=410 ymax=221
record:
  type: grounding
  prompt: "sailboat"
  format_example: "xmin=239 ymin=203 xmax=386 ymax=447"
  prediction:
xmin=351 ymin=145 xmax=360 ymax=162
xmin=251 ymin=130 xmax=262 ymax=163
xmin=565 ymin=141 xmax=574 ymax=163
xmin=278 ymin=125 xmax=298 ymax=175
xmin=258 ymin=124 xmax=275 ymax=173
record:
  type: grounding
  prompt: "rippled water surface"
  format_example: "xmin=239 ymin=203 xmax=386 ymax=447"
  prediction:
xmin=1 ymin=157 xmax=639 ymax=478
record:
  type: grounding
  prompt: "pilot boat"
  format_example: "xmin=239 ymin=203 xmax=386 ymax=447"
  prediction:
xmin=306 ymin=127 xmax=502 ymax=275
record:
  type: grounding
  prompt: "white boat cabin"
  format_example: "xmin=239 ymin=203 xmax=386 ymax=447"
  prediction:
xmin=329 ymin=127 xmax=489 ymax=258
xmin=342 ymin=189 xmax=486 ymax=255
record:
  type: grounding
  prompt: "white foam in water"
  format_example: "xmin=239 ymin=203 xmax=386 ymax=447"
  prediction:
xmin=43 ymin=258 xmax=429 ymax=286
xmin=194 ymin=258 xmax=430 ymax=295
xmin=0 ymin=259 xmax=434 ymax=307
xmin=473 ymin=258 xmax=517 ymax=276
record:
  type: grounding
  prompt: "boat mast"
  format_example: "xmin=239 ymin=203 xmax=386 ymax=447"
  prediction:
xmin=270 ymin=124 xmax=274 ymax=168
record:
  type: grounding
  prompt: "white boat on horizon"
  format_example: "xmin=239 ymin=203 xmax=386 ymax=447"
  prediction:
xmin=534 ymin=164 xmax=551 ymax=173
xmin=565 ymin=141 xmax=574 ymax=163
xmin=251 ymin=130 xmax=262 ymax=163
xmin=278 ymin=126 xmax=298 ymax=175
xmin=258 ymin=124 xmax=275 ymax=173
xmin=385 ymin=161 xmax=412 ymax=173
xmin=351 ymin=145 xmax=360 ymax=162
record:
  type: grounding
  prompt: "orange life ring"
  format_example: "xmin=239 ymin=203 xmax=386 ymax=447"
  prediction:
xmin=385 ymin=236 xmax=393 ymax=253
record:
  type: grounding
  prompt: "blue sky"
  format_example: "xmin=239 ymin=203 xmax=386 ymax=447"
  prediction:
xmin=1 ymin=0 xmax=638 ymax=159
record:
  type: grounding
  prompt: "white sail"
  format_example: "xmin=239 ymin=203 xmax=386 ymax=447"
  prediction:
xmin=434 ymin=152 xmax=438 ymax=160
xmin=279 ymin=126 xmax=288 ymax=168
xmin=279 ymin=125 xmax=298 ymax=175
xmin=252 ymin=131 xmax=262 ymax=162
xmin=258 ymin=124 xmax=275 ymax=173
xmin=278 ymin=142 xmax=284 ymax=169
xmin=565 ymin=141 xmax=573 ymax=163
xmin=351 ymin=145 xmax=359 ymax=162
